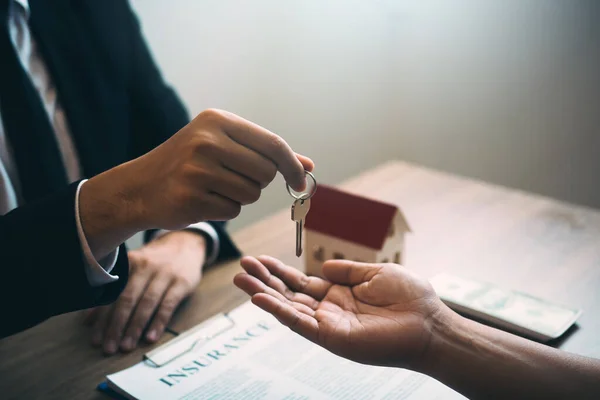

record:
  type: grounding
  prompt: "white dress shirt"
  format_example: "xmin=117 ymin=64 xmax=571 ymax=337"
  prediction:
xmin=0 ymin=0 xmax=219 ymax=287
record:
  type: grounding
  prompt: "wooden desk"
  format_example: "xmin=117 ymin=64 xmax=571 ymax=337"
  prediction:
xmin=2 ymin=161 xmax=600 ymax=399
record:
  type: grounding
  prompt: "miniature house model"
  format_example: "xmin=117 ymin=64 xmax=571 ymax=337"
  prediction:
xmin=304 ymin=184 xmax=411 ymax=278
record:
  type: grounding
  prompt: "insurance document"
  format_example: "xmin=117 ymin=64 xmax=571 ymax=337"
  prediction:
xmin=104 ymin=301 xmax=465 ymax=399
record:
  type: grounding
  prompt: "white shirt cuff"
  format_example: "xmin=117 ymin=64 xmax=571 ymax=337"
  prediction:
xmin=151 ymin=222 xmax=220 ymax=267
xmin=75 ymin=180 xmax=120 ymax=287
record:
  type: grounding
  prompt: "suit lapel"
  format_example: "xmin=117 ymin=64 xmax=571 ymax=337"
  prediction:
xmin=28 ymin=0 xmax=125 ymax=177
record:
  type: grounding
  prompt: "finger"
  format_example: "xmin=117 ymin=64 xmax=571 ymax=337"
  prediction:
xmin=234 ymin=272 xmax=288 ymax=303
xmin=210 ymin=109 xmax=307 ymax=192
xmin=145 ymin=281 xmax=188 ymax=343
xmin=210 ymin=166 xmax=262 ymax=206
xmin=201 ymin=192 xmax=242 ymax=221
xmin=234 ymin=272 xmax=267 ymax=296
xmin=252 ymin=293 xmax=319 ymax=343
xmin=255 ymin=255 xmax=331 ymax=300
xmin=103 ymin=271 xmax=151 ymax=354
xmin=322 ymin=259 xmax=382 ymax=286
xmin=90 ymin=306 xmax=112 ymax=346
xmin=234 ymin=273 xmax=316 ymax=316
xmin=120 ymin=274 xmax=174 ymax=352
xmin=219 ymin=138 xmax=278 ymax=189
xmin=295 ymin=153 xmax=314 ymax=172
xmin=239 ymin=257 xmax=319 ymax=310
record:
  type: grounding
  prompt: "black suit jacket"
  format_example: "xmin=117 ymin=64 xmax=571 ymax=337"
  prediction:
xmin=0 ymin=0 xmax=240 ymax=339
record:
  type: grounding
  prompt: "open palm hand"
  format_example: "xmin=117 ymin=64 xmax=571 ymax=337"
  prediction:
xmin=234 ymin=256 xmax=444 ymax=369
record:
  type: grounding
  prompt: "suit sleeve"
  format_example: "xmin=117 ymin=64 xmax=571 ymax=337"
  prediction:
xmin=0 ymin=182 xmax=129 ymax=339
xmin=123 ymin=2 xmax=240 ymax=263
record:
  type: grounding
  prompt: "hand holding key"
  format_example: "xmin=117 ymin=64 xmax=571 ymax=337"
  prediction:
xmin=287 ymin=171 xmax=317 ymax=257
xmin=80 ymin=108 xmax=314 ymax=260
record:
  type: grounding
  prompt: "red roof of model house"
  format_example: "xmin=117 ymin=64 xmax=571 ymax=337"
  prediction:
xmin=304 ymin=184 xmax=410 ymax=250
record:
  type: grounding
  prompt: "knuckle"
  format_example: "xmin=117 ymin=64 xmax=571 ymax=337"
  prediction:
xmin=264 ymin=164 xmax=277 ymax=183
xmin=180 ymin=164 xmax=215 ymax=191
xmin=252 ymin=161 xmax=277 ymax=188
xmin=243 ymin=185 xmax=261 ymax=205
xmin=160 ymin=300 xmax=177 ymax=316
xmin=138 ymin=296 xmax=156 ymax=312
xmin=290 ymin=312 xmax=301 ymax=329
xmin=199 ymin=108 xmax=226 ymax=124
xmin=118 ymin=294 xmax=136 ymax=309
xmin=180 ymin=163 xmax=200 ymax=180
xmin=190 ymin=132 xmax=220 ymax=153
xmin=269 ymin=134 xmax=287 ymax=151
xmin=250 ymin=187 xmax=261 ymax=203
xmin=226 ymin=203 xmax=242 ymax=219
xmin=283 ymin=287 xmax=295 ymax=300
xmin=298 ymin=275 xmax=310 ymax=291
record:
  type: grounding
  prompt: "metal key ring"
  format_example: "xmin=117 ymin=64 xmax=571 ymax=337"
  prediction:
xmin=286 ymin=170 xmax=317 ymax=201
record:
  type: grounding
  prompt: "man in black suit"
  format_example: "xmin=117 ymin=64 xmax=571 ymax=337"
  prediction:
xmin=0 ymin=0 xmax=313 ymax=354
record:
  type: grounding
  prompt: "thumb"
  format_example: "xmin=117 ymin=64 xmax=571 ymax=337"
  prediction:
xmin=322 ymin=260 xmax=383 ymax=286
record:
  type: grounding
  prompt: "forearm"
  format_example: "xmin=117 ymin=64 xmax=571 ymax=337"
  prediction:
xmin=79 ymin=161 xmax=146 ymax=260
xmin=421 ymin=308 xmax=600 ymax=399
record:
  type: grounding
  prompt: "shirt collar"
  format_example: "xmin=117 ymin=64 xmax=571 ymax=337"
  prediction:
xmin=13 ymin=0 xmax=30 ymax=19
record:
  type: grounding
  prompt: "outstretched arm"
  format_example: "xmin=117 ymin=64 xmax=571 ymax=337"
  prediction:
xmin=424 ymin=302 xmax=600 ymax=400
xmin=234 ymin=256 xmax=600 ymax=400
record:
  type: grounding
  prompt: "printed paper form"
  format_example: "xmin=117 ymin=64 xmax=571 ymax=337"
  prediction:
xmin=107 ymin=301 xmax=465 ymax=400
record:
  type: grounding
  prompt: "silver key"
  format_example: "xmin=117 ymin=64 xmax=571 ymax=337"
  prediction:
xmin=291 ymin=197 xmax=311 ymax=257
